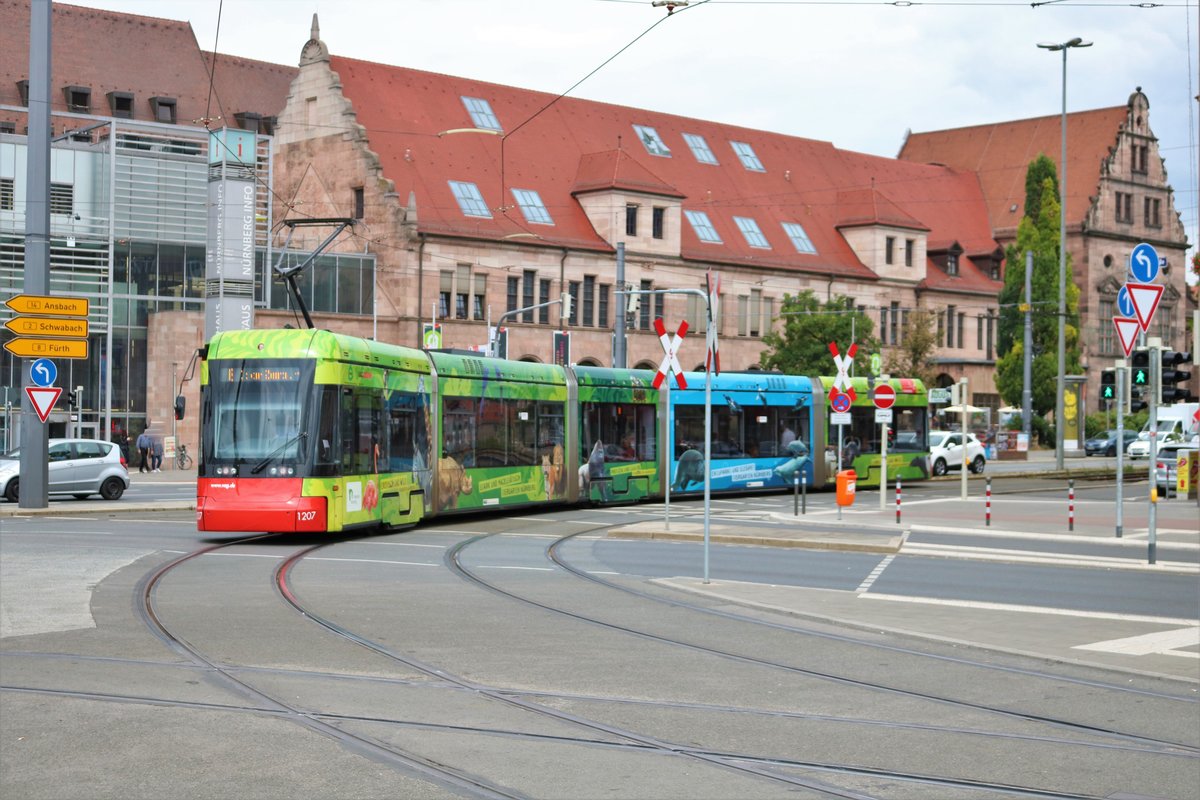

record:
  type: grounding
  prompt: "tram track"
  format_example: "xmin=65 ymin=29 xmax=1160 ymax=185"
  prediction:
xmin=81 ymin=523 xmax=1192 ymax=799
xmin=458 ymin=529 xmax=1199 ymax=756
xmin=268 ymin=533 xmax=1145 ymax=800
xmin=434 ymin=528 xmax=1197 ymax=796
xmin=132 ymin=535 xmax=531 ymax=800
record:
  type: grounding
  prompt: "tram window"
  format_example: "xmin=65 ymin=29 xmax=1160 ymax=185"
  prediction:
xmin=476 ymin=396 xmax=507 ymax=467
xmin=387 ymin=395 xmax=417 ymax=471
xmin=713 ymin=406 xmax=745 ymax=458
xmin=313 ymin=386 xmax=339 ymax=474
xmin=675 ymin=405 xmax=705 ymax=457
xmin=633 ymin=405 xmax=656 ymax=462
xmin=340 ymin=388 xmax=382 ymax=475
xmin=510 ymin=398 xmax=536 ymax=467
xmin=890 ymin=409 xmax=926 ymax=451
xmin=443 ymin=397 xmax=477 ymax=466
xmin=743 ymin=406 xmax=774 ymax=457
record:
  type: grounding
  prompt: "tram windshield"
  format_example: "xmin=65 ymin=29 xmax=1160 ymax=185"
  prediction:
xmin=204 ymin=360 xmax=314 ymax=468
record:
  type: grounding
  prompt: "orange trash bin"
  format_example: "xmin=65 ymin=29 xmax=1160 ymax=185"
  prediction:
xmin=836 ymin=469 xmax=857 ymax=507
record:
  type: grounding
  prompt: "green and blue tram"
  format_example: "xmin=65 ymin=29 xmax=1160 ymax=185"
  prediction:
xmin=812 ymin=376 xmax=930 ymax=488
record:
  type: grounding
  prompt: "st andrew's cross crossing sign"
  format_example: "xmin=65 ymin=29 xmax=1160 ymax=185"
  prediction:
xmin=653 ymin=317 xmax=688 ymax=390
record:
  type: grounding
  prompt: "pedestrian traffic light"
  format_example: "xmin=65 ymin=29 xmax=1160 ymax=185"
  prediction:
xmin=626 ymin=287 xmax=640 ymax=317
xmin=1130 ymin=348 xmax=1151 ymax=391
xmin=1099 ymin=369 xmax=1116 ymax=410
xmin=1158 ymin=350 xmax=1193 ymax=404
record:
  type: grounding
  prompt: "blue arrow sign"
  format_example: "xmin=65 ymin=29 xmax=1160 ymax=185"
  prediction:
xmin=1129 ymin=242 xmax=1160 ymax=284
xmin=30 ymin=358 xmax=57 ymax=387
xmin=1117 ymin=285 xmax=1134 ymax=317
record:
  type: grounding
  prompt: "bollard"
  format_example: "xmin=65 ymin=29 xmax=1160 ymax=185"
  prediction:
xmin=793 ymin=473 xmax=799 ymax=516
xmin=802 ymin=472 xmax=807 ymax=515
xmin=985 ymin=477 xmax=991 ymax=527
xmin=895 ymin=476 xmax=901 ymax=525
xmin=1068 ymin=479 xmax=1075 ymax=532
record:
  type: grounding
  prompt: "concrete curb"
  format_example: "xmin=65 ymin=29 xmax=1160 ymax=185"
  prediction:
xmin=606 ymin=522 xmax=902 ymax=554
xmin=0 ymin=501 xmax=194 ymax=517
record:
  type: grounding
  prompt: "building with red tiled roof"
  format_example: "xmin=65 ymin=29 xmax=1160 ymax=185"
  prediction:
xmin=899 ymin=91 xmax=1193 ymax=409
xmin=272 ymin=19 xmax=1003 ymax=400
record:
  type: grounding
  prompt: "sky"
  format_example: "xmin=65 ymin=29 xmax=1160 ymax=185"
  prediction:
xmin=64 ymin=0 xmax=1199 ymax=276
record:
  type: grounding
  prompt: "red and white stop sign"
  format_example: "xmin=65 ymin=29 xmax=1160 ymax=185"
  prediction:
xmin=872 ymin=384 xmax=895 ymax=410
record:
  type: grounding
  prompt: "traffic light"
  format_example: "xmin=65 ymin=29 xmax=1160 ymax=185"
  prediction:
xmin=626 ymin=287 xmax=640 ymax=317
xmin=560 ymin=291 xmax=572 ymax=321
xmin=1128 ymin=349 xmax=1150 ymax=412
xmin=66 ymin=391 xmax=77 ymax=409
xmin=1158 ymin=350 xmax=1193 ymax=404
xmin=1099 ymin=369 xmax=1116 ymax=411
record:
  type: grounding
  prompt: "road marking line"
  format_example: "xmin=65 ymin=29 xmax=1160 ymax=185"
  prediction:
xmin=362 ymin=541 xmax=446 ymax=549
xmin=900 ymin=543 xmax=1198 ymax=572
xmin=855 ymin=554 xmax=895 ymax=593
xmin=1073 ymin=627 xmax=1200 ymax=658
xmin=858 ymin=593 xmax=1198 ymax=625
xmin=908 ymin=525 xmax=1200 ymax=549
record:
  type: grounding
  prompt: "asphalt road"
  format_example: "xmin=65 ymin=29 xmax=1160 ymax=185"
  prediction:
xmin=1 ymin=485 xmax=1197 ymax=800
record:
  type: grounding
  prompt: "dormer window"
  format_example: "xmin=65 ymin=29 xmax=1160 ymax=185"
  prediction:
xmin=781 ymin=222 xmax=817 ymax=254
xmin=684 ymin=210 xmax=722 ymax=244
xmin=107 ymin=91 xmax=134 ymax=118
xmin=512 ymin=188 xmax=553 ymax=225
xmin=149 ymin=96 xmax=177 ymax=124
xmin=448 ymin=180 xmax=491 ymax=218
xmin=946 ymin=253 xmax=959 ymax=276
xmin=63 ymin=86 xmax=91 ymax=113
xmin=632 ymin=124 xmax=670 ymax=157
xmin=734 ymin=216 xmax=770 ymax=249
xmin=731 ymin=141 xmax=765 ymax=172
xmin=461 ymin=96 xmax=501 ymax=131
xmin=682 ymin=133 xmax=718 ymax=165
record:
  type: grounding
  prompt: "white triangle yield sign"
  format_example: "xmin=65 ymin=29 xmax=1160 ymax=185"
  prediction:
xmin=1127 ymin=282 xmax=1164 ymax=332
xmin=1112 ymin=317 xmax=1141 ymax=357
xmin=26 ymin=386 xmax=62 ymax=423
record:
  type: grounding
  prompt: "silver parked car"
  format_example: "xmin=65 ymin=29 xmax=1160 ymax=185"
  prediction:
xmin=0 ymin=439 xmax=130 ymax=502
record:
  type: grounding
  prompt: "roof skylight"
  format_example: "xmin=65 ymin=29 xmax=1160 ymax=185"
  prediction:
xmin=448 ymin=180 xmax=492 ymax=218
xmin=731 ymin=141 xmax=765 ymax=172
xmin=781 ymin=222 xmax=817 ymax=254
xmin=632 ymin=124 xmax=671 ymax=157
xmin=682 ymin=133 xmax=718 ymax=165
xmin=734 ymin=217 xmax=770 ymax=249
xmin=512 ymin=188 xmax=553 ymax=225
xmin=684 ymin=210 xmax=722 ymax=244
xmin=461 ymin=96 xmax=502 ymax=131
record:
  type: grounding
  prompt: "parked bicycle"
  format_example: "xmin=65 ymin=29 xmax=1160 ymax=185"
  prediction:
xmin=176 ymin=443 xmax=193 ymax=470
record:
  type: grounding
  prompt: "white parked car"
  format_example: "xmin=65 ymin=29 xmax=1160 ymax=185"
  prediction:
xmin=928 ymin=431 xmax=986 ymax=476
xmin=0 ymin=439 xmax=130 ymax=502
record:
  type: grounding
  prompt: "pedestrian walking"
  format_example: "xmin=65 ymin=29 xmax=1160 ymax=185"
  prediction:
xmin=136 ymin=428 xmax=151 ymax=473
xmin=151 ymin=435 xmax=164 ymax=472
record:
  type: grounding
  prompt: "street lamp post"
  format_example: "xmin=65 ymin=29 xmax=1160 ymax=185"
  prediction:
xmin=1038 ymin=36 xmax=1091 ymax=471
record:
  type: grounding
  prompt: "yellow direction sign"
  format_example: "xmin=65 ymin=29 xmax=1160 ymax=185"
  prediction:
xmin=5 ymin=294 xmax=89 ymax=317
xmin=4 ymin=316 xmax=89 ymax=338
xmin=3 ymin=337 xmax=89 ymax=359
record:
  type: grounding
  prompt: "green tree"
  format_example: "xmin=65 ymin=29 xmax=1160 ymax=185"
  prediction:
xmin=759 ymin=291 xmax=878 ymax=376
xmin=1023 ymin=153 xmax=1059 ymax=224
xmin=883 ymin=309 xmax=938 ymax=386
xmin=994 ymin=175 xmax=1081 ymax=415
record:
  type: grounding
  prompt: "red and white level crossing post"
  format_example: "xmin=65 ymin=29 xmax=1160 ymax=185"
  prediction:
xmin=895 ymin=476 xmax=901 ymax=525
xmin=985 ymin=477 xmax=992 ymax=527
xmin=1068 ymin=479 xmax=1075 ymax=532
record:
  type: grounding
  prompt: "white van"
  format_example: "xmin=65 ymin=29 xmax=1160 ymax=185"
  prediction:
xmin=1127 ymin=403 xmax=1200 ymax=459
